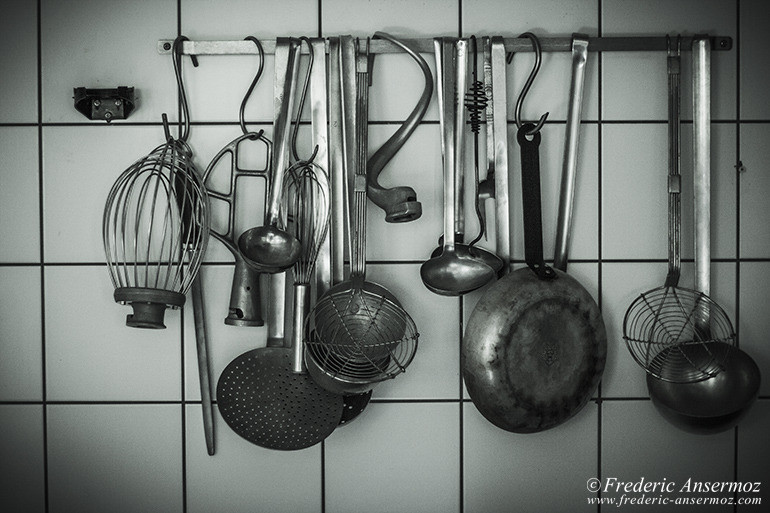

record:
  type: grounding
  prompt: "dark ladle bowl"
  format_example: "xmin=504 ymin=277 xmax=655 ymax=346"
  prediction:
xmin=238 ymin=225 xmax=302 ymax=272
xmin=420 ymin=246 xmax=497 ymax=296
xmin=647 ymin=342 xmax=761 ymax=435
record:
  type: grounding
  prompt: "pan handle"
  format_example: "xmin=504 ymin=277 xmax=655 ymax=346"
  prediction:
xmin=517 ymin=125 xmax=555 ymax=281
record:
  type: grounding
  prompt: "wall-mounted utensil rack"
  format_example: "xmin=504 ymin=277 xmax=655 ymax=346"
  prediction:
xmin=158 ymin=35 xmax=732 ymax=56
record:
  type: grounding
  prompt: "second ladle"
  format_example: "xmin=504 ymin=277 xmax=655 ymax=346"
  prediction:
xmin=238 ymin=38 xmax=302 ymax=272
xmin=421 ymin=38 xmax=497 ymax=296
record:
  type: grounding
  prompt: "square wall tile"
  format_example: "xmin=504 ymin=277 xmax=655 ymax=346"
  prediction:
xmin=1 ymin=127 xmax=40 ymax=263
xmin=322 ymin=0 xmax=458 ymax=37
xmin=43 ymin=126 xmax=164 ymax=263
xmin=463 ymin=0 xmax=598 ymax=37
xmin=737 ymin=401 xmax=770 ymax=489
xmin=602 ymin=400 xmax=734 ymax=513
xmin=463 ymin=401 xmax=598 ymax=513
xmin=365 ymin=125 xmax=443 ymax=261
xmin=366 ymin=264 xmax=461 ymax=399
xmin=182 ymin=0 xmax=318 ymax=38
xmin=0 ymin=267 xmax=43 ymax=401
xmin=603 ymin=123 xmax=736 ymax=261
xmin=740 ymin=0 xmax=770 ymax=119
xmin=602 ymin=0 xmax=736 ymax=121
xmin=0 ymin=405 xmax=45 ymax=513
xmin=184 ymin=265 xmax=269 ymax=401
xmin=0 ymin=1 xmax=37 ymax=122
xmin=41 ymin=0 xmax=177 ymax=123
xmin=739 ymin=124 xmax=770 ymax=258
xmin=325 ymin=402 xmax=460 ymax=513
xmin=47 ymin=404 xmax=183 ymax=513
xmin=602 ymin=262 xmax=736 ymax=398
xmin=45 ymin=266 xmax=182 ymax=401
xmin=185 ymin=405 xmax=323 ymax=513
xmin=739 ymin=262 xmax=770 ymax=396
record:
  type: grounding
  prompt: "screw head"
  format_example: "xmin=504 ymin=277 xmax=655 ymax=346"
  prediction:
xmin=92 ymin=99 xmax=101 ymax=107
xmin=163 ymin=42 xmax=171 ymax=51
xmin=115 ymin=99 xmax=122 ymax=106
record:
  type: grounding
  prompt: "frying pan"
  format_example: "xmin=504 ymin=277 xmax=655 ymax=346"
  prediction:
xmin=462 ymin=37 xmax=606 ymax=433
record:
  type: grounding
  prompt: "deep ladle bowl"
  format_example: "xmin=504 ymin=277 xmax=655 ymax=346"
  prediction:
xmin=646 ymin=342 xmax=761 ymax=435
xmin=238 ymin=225 xmax=302 ymax=272
xmin=420 ymin=246 xmax=497 ymax=296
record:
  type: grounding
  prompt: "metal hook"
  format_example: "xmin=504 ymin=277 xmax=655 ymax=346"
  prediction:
xmin=514 ymin=32 xmax=549 ymax=136
xmin=289 ymin=36 xmax=319 ymax=165
xmin=239 ymin=36 xmax=266 ymax=138
xmin=171 ymin=35 xmax=198 ymax=143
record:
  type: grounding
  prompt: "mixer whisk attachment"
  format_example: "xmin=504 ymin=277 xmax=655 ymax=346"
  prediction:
xmin=103 ymin=35 xmax=208 ymax=329
xmin=103 ymin=124 xmax=208 ymax=328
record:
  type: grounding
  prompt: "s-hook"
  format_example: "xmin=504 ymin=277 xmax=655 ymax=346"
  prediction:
xmin=170 ymin=35 xmax=199 ymax=143
xmin=239 ymin=36 xmax=266 ymax=140
xmin=513 ymin=32 xmax=549 ymax=136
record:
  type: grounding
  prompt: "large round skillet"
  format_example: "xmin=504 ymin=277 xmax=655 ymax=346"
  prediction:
xmin=462 ymin=124 xmax=606 ymax=433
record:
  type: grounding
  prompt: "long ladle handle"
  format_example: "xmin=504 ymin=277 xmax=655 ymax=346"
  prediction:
xmin=350 ymin=38 xmax=370 ymax=280
xmin=340 ymin=36 xmax=358 ymax=275
xmin=265 ymin=38 xmax=301 ymax=227
xmin=435 ymin=38 xmax=457 ymax=251
xmin=454 ymin=39 xmax=468 ymax=239
xmin=518 ymin=124 xmax=555 ymax=281
xmin=328 ymin=37 xmax=346 ymax=286
xmin=490 ymin=36 xmax=510 ymax=273
xmin=665 ymin=36 xmax=682 ymax=288
xmin=693 ymin=36 xmax=711 ymax=297
xmin=553 ymin=34 xmax=588 ymax=272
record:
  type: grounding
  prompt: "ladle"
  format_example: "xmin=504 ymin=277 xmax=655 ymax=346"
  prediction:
xmin=420 ymin=38 xmax=497 ymax=296
xmin=646 ymin=36 xmax=760 ymax=434
xmin=238 ymin=38 xmax=302 ymax=271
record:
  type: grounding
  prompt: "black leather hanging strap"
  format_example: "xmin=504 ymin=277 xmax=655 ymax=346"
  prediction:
xmin=517 ymin=123 xmax=556 ymax=281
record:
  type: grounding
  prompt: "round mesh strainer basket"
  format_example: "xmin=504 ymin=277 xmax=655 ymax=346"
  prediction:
xmin=623 ymin=285 xmax=736 ymax=383
xmin=306 ymin=288 xmax=419 ymax=389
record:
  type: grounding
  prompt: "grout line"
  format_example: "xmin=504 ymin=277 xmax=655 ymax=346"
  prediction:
xmin=36 ymin=1 xmax=50 ymax=512
xmin=458 ymin=296 xmax=464 ymax=513
xmin=733 ymin=3 xmax=742 ymax=511
xmin=596 ymin=3 xmax=604 ymax=511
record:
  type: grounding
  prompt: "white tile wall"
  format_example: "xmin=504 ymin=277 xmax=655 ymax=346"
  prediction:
xmin=1 ymin=1 xmax=768 ymax=512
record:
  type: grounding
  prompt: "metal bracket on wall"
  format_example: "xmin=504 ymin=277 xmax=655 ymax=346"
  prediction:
xmin=73 ymin=86 xmax=136 ymax=122
xmin=157 ymin=35 xmax=732 ymax=56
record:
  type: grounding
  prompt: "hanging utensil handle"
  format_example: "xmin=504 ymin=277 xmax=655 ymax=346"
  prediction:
xmin=665 ymin=36 xmax=682 ymax=288
xmin=693 ymin=35 xmax=711 ymax=297
xmin=518 ymin=124 xmax=555 ymax=280
xmin=191 ymin=275 xmax=215 ymax=455
xmin=340 ymin=36 xmax=358 ymax=276
xmin=553 ymin=34 xmax=588 ymax=272
xmin=350 ymin=38 xmax=370 ymax=280
xmin=454 ymin=39 xmax=468 ymax=239
xmin=328 ymin=37 xmax=347 ymax=286
xmin=265 ymin=38 xmax=301 ymax=227
xmin=267 ymin=272 xmax=287 ymax=348
xmin=436 ymin=38 xmax=457 ymax=251
xmin=490 ymin=36 xmax=511 ymax=273
xmin=291 ymin=283 xmax=311 ymax=373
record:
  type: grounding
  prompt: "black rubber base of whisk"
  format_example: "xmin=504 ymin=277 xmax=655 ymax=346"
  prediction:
xmin=114 ymin=287 xmax=185 ymax=329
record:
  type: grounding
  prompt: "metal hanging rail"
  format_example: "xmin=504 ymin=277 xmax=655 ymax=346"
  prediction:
xmin=158 ymin=35 xmax=732 ymax=56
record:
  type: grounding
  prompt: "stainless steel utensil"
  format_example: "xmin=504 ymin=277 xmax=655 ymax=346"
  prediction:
xmin=420 ymin=38 xmax=498 ymax=296
xmin=624 ymin=36 xmax=735 ymax=383
xmin=190 ymin=274 xmax=215 ymax=455
xmin=462 ymin=34 xmax=606 ymax=433
xmin=646 ymin=36 xmax=760 ymax=433
xmin=366 ymin=31 xmax=433 ymax=223
xmin=238 ymin=38 xmax=302 ymax=272
xmin=305 ymin=37 xmax=419 ymax=395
